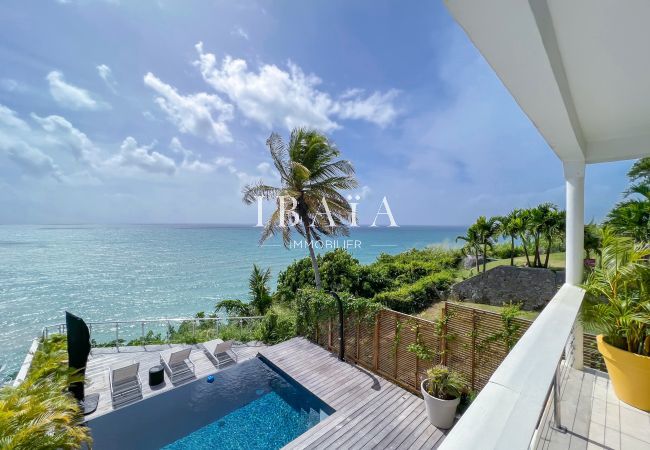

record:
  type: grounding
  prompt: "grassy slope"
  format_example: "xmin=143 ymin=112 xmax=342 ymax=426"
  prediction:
xmin=418 ymin=301 xmax=539 ymax=322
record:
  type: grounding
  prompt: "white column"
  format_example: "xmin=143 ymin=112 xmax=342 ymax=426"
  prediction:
xmin=563 ymin=160 xmax=585 ymax=369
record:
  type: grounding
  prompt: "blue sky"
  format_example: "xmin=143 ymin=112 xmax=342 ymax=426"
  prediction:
xmin=0 ymin=0 xmax=633 ymax=225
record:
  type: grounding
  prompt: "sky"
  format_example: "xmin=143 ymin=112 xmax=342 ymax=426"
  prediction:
xmin=0 ymin=0 xmax=634 ymax=226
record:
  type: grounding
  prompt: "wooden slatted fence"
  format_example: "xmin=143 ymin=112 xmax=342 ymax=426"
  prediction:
xmin=306 ymin=302 xmax=604 ymax=396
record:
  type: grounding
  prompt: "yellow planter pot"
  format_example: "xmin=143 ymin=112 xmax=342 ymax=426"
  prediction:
xmin=597 ymin=335 xmax=650 ymax=411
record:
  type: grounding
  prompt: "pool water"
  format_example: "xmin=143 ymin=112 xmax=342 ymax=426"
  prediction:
xmin=88 ymin=357 xmax=333 ymax=449
xmin=163 ymin=392 xmax=319 ymax=450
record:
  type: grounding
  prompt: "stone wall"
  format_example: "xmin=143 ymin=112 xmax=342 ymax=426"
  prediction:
xmin=449 ymin=265 xmax=565 ymax=311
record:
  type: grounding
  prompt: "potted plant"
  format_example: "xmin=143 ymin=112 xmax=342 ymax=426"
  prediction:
xmin=582 ymin=228 xmax=650 ymax=411
xmin=420 ymin=365 xmax=467 ymax=429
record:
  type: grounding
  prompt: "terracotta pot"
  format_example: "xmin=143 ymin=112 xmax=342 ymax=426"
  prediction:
xmin=597 ymin=334 xmax=650 ymax=411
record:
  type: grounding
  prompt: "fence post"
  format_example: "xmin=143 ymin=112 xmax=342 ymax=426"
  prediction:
xmin=141 ymin=322 xmax=145 ymax=345
xmin=441 ymin=303 xmax=448 ymax=366
xmin=356 ymin=319 xmax=360 ymax=361
xmin=115 ymin=322 xmax=119 ymax=351
xmin=328 ymin=318 xmax=333 ymax=350
xmin=393 ymin=315 xmax=399 ymax=380
xmin=373 ymin=312 xmax=380 ymax=371
xmin=471 ymin=309 xmax=476 ymax=390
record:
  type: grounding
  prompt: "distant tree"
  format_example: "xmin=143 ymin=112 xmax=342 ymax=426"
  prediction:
xmin=474 ymin=216 xmax=500 ymax=273
xmin=242 ymin=128 xmax=357 ymax=289
xmin=215 ymin=299 xmax=252 ymax=316
xmin=584 ymin=223 xmax=602 ymax=260
xmin=457 ymin=225 xmax=482 ymax=273
xmin=498 ymin=210 xmax=521 ymax=266
xmin=249 ymin=264 xmax=272 ymax=315
xmin=510 ymin=210 xmax=532 ymax=267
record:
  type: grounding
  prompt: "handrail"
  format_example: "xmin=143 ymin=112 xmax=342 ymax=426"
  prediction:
xmin=439 ymin=283 xmax=585 ymax=450
xmin=40 ymin=316 xmax=265 ymax=346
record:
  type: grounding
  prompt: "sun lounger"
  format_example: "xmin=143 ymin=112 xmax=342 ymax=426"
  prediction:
xmin=159 ymin=347 xmax=195 ymax=384
xmin=202 ymin=339 xmax=238 ymax=369
xmin=109 ymin=360 xmax=142 ymax=407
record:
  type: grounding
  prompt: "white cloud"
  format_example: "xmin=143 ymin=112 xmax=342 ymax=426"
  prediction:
xmin=169 ymin=137 xmax=215 ymax=173
xmin=194 ymin=42 xmax=399 ymax=132
xmin=109 ymin=137 xmax=176 ymax=175
xmin=256 ymin=161 xmax=271 ymax=174
xmin=231 ymin=26 xmax=249 ymax=40
xmin=334 ymin=90 xmax=399 ymax=127
xmin=46 ymin=70 xmax=104 ymax=110
xmin=96 ymin=64 xmax=117 ymax=93
xmin=143 ymin=72 xmax=233 ymax=143
xmin=0 ymin=104 xmax=62 ymax=180
xmin=31 ymin=113 xmax=101 ymax=166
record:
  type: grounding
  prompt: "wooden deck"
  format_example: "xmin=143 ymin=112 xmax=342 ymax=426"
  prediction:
xmin=261 ymin=338 xmax=446 ymax=449
xmin=84 ymin=337 xmax=444 ymax=448
xmin=536 ymin=367 xmax=650 ymax=450
xmin=84 ymin=341 xmax=264 ymax=420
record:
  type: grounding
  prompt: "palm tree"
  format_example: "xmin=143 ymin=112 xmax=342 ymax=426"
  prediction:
xmin=474 ymin=216 xmax=500 ymax=273
xmin=510 ymin=211 xmax=532 ymax=267
xmin=606 ymin=157 xmax=650 ymax=243
xmin=249 ymin=264 xmax=272 ymax=314
xmin=498 ymin=210 xmax=520 ymax=266
xmin=541 ymin=208 xmax=565 ymax=268
xmin=243 ymin=128 xmax=357 ymax=289
xmin=457 ymin=225 xmax=482 ymax=273
xmin=581 ymin=228 xmax=650 ymax=355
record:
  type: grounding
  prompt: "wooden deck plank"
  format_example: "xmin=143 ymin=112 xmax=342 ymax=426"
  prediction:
xmin=257 ymin=338 xmax=445 ymax=449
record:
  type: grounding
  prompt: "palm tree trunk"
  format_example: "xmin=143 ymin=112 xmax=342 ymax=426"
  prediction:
xmin=520 ymin=234 xmax=531 ymax=266
xmin=475 ymin=248 xmax=480 ymax=273
xmin=483 ymin=243 xmax=487 ymax=273
xmin=303 ymin=219 xmax=322 ymax=289
xmin=510 ymin=236 xmax=515 ymax=266
xmin=544 ymin=237 xmax=552 ymax=268
xmin=534 ymin=235 xmax=541 ymax=267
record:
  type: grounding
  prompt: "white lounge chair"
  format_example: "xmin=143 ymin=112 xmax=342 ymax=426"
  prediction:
xmin=160 ymin=347 xmax=195 ymax=384
xmin=109 ymin=360 xmax=142 ymax=408
xmin=202 ymin=339 xmax=238 ymax=369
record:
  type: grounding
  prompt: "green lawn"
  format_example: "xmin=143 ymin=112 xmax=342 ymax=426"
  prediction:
xmin=418 ymin=300 xmax=540 ymax=322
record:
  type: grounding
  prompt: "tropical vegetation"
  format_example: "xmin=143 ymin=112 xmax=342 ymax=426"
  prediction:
xmin=606 ymin=157 xmax=650 ymax=242
xmin=582 ymin=228 xmax=650 ymax=356
xmin=0 ymin=335 xmax=92 ymax=449
xmin=276 ymin=247 xmax=461 ymax=313
xmin=242 ymin=128 xmax=357 ymax=289
xmin=459 ymin=203 xmax=566 ymax=271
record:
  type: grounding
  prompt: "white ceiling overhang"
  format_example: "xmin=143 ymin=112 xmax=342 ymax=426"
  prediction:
xmin=444 ymin=0 xmax=650 ymax=164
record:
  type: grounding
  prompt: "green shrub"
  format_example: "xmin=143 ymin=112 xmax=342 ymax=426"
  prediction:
xmin=372 ymin=270 xmax=455 ymax=313
xmin=490 ymin=242 xmax=524 ymax=259
xmin=277 ymin=247 xmax=462 ymax=314
xmin=259 ymin=307 xmax=297 ymax=344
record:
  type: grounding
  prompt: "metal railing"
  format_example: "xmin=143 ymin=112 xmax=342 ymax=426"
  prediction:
xmin=439 ymin=284 xmax=585 ymax=450
xmin=41 ymin=316 xmax=264 ymax=349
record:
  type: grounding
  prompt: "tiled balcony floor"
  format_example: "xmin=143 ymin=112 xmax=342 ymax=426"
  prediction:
xmin=536 ymin=367 xmax=650 ymax=450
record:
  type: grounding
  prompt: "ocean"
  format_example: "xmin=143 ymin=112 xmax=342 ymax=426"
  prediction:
xmin=0 ymin=224 xmax=464 ymax=382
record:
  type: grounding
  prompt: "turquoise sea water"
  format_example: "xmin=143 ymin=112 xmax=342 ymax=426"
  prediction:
xmin=0 ymin=224 xmax=463 ymax=382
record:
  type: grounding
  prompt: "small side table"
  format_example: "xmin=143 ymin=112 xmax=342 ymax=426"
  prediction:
xmin=149 ymin=365 xmax=164 ymax=386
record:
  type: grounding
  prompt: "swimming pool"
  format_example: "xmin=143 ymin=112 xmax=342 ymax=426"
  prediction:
xmin=88 ymin=356 xmax=334 ymax=449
